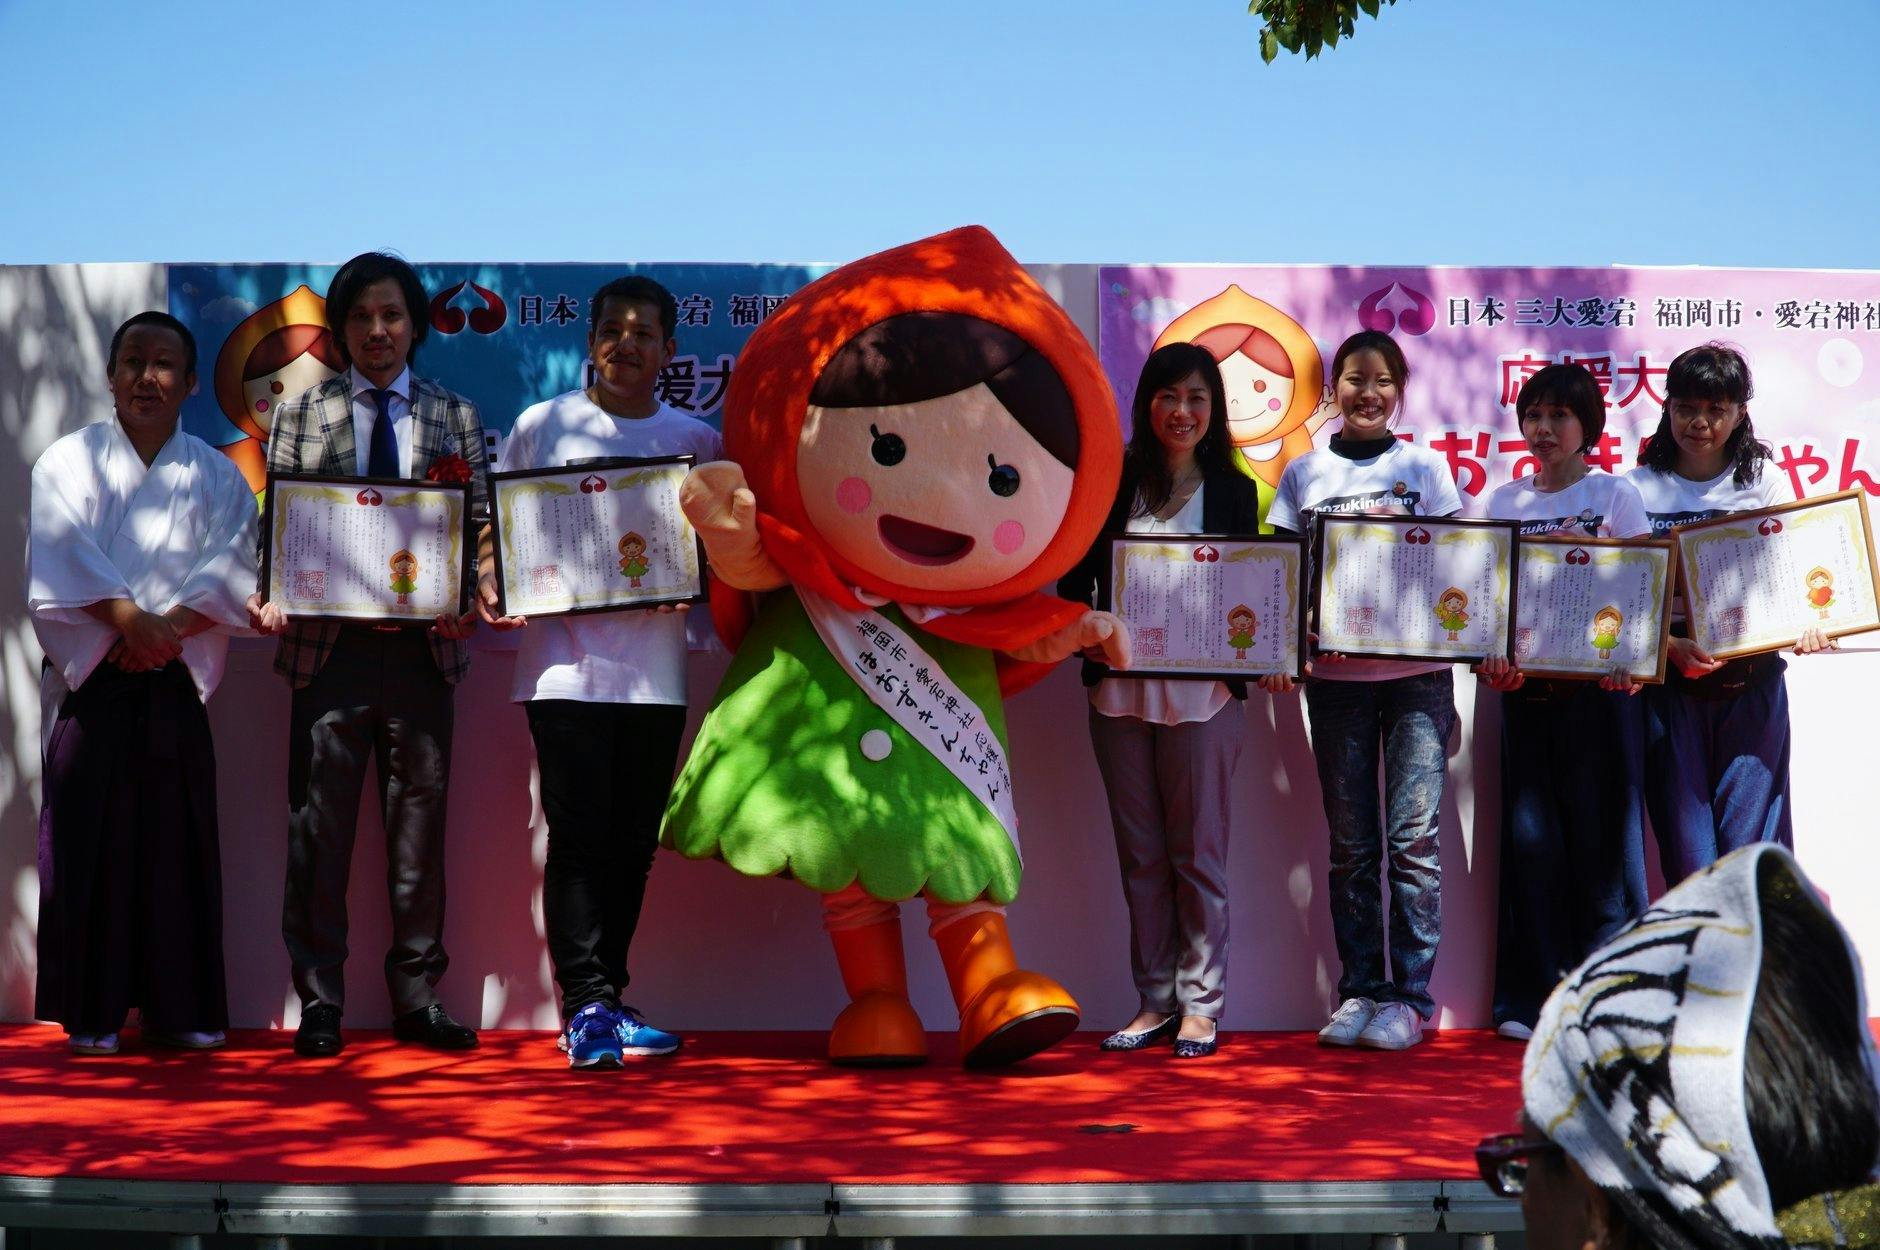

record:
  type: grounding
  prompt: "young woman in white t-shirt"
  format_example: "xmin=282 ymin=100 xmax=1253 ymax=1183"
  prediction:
xmin=1624 ymin=343 xmax=1830 ymax=887
xmin=1475 ymin=363 xmax=1652 ymax=1041
xmin=1267 ymin=330 xmax=1462 ymax=1053
xmin=1059 ymin=343 xmax=1272 ymax=1059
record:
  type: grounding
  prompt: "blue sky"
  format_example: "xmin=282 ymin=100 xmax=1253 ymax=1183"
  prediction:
xmin=2 ymin=0 xmax=1875 ymax=268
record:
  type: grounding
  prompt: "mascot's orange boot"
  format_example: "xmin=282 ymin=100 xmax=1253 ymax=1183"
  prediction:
xmin=934 ymin=912 xmax=1079 ymax=1067
xmin=827 ymin=920 xmax=928 ymax=1067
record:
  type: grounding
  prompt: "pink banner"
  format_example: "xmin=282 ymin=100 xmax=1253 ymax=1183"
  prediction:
xmin=1097 ymin=266 xmax=1880 ymax=504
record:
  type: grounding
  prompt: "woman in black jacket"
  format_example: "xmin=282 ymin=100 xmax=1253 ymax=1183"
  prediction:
xmin=1058 ymin=342 xmax=1273 ymax=1058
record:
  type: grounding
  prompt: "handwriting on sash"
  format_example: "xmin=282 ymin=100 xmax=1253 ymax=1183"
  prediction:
xmin=852 ymin=617 xmax=1010 ymax=807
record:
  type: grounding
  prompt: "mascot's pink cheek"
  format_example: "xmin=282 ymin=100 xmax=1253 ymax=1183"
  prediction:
xmin=835 ymin=476 xmax=872 ymax=514
xmin=993 ymin=520 xmax=1026 ymax=554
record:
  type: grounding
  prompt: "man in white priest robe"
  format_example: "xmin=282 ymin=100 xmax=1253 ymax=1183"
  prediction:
xmin=26 ymin=311 xmax=258 ymax=1057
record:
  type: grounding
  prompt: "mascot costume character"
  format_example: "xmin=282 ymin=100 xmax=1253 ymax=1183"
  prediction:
xmin=663 ymin=226 xmax=1130 ymax=1068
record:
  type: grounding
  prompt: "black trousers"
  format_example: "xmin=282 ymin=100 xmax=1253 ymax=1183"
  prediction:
xmin=525 ymin=699 xmax=687 ymax=1020
xmin=37 ymin=661 xmax=227 ymax=1034
xmin=284 ymin=626 xmax=455 ymax=1015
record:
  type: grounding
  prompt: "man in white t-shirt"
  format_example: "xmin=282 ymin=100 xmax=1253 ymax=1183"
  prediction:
xmin=477 ymin=277 xmax=722 ymax=1068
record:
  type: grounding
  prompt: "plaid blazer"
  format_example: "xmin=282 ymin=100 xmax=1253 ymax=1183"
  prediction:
xmin=263 ymin=372 xmax=490 ymax=688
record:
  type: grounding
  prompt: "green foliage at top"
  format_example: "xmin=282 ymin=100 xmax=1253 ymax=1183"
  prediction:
xmin=1250 ymin=0 xmax=1400 ymax=62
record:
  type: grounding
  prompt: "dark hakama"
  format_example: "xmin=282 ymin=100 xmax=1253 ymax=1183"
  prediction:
xmin=35 ymin=660 xmax=227 ymax=1034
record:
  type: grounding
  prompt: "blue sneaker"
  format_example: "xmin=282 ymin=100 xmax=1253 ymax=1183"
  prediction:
xmin=562 ymin=1002 xmax=624 ymax=1069
xmin=615 ymin=1004 xmax=680 ymax=1056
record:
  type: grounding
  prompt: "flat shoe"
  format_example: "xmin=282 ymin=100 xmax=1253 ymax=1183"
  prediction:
xmin=1099 ymin=1014 xmax=1178 ymax=1051
xmin=1173 ymin=1030 xmax=1219 ymax=1059
xmin=68 ymin=1032 xmax=120 ymax=1056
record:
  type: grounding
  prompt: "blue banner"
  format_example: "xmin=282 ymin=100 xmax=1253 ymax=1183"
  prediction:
xmin=170 ymin=262 xmax=826 ymax=491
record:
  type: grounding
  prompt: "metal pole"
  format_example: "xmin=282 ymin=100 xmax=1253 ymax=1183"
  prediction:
xmin=1461 ymin=1235 xmax=1498 ymax=1250
xmin=1371 ymin=1236 xmax=1410 ymax=1250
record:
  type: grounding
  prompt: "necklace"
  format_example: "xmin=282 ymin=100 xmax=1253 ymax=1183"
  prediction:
xmin=1154 ymin=465 xmax=1203 ymax=520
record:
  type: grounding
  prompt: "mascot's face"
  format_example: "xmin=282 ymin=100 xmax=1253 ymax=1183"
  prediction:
xmin=720 ymin=226 xmax=1122 ymax=607
xmin=798 ymin=381 xmax=1075 ymax=593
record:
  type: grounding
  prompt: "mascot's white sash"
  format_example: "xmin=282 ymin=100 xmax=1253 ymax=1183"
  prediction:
xmin=796 ymin=585 xmax=1020 ymax=859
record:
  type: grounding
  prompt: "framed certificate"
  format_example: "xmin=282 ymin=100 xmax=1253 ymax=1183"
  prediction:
xmin=1313 ymin=514 xmax=1518 ymax=663
xmin=1512 ymin=537 xmax=1674 ymax=683
xmin=1676 ymin=489 xmax=1880 ymax=659
xmin=262 ymin=472 xmax=471 ymax=623
xmin=1101 ymin=534 xmax=1306 ymax=680
xmin=488 ymin=455 xmax=706 ymax=618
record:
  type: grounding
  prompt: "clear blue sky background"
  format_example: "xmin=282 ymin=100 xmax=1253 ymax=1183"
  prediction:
xmin=2 ymin=0 xmax=1875 ymax=268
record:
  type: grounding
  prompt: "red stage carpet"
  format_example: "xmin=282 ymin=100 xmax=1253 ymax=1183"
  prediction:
xmin=0 ymin=1025 xmax=1522 ymax=1187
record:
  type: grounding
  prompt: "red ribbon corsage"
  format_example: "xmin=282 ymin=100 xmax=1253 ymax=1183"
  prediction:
xmin=426 ymin=453 xmax=473 ymax=484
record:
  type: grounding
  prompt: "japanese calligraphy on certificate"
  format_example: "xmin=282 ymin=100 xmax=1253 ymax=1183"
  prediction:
xmin=1514 ymin=538 xmax=1673 ymax=682
xmin=1677 ymin=489 xmax=1880 ymax=658
xmin=1105 ymin=536 xmax=1305 ymax=679
xmin=1314 ymin=515 xmax=1518 ymax=662
xmin=263 ymin=472 xmax=468 ymax=622
xmin=489 ymin=456 xmax=705 ymax=618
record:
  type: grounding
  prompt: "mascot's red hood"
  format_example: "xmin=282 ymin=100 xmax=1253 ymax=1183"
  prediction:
xmin=711 ymin=226 xmax=1122 ymax=694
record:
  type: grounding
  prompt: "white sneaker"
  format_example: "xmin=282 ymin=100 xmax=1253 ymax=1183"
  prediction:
xmin=1356 ymin=1001 xmax=1424 ymax=1051
xmin=1495 ymin=1020 xmax=1533 ymax=1042
xmin=1317 ymin=997 xmax=1379 ymax=1047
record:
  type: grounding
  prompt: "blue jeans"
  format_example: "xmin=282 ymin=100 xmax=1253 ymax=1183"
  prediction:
xmin=1641 ymin=657 xmax=1792 ymax=888
xmin=1303 ymin=670 xmax=1455 ymax=1020
xmin=1492 ymin=682 xmax=1646 ymax=1029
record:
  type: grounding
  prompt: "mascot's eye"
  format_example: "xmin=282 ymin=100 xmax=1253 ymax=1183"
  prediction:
xmin=987 ymin=455 xmax=1021 ymax=497
xmin=869 ymin=424 xmax=906 ymax=467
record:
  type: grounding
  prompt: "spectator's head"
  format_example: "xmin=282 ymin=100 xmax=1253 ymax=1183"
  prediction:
xmin=1492 ymin=845 xmax=1880 ymax=1250
xmin=325 ymin=251 xmax=428 ymax=382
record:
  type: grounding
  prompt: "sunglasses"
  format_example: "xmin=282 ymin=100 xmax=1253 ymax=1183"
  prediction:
xmin=1476 ymin=1131 xmax=1564 ymax=1198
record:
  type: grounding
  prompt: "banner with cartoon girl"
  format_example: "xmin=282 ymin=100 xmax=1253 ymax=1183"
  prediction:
xmin=1098 ymin=265 xmax=1880 ymax=516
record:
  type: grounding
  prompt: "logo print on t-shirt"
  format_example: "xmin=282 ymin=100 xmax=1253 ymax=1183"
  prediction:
xmin=1517 ymin=512 xmax=1606 ymax=537
xmin=1646 ymin=508 xmax=1724 ymax=537
xmin=1314 ymin=488 xmax=1423 ymax=517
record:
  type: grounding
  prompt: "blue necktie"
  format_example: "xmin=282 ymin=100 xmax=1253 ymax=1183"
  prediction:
xmin=365 ymin=387 xmax=399 ymax=478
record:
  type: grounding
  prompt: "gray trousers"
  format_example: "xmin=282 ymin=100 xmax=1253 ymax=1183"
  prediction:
xmin=283 ymin=626 xmax=454 ymax=1015
xmin=1087 ymin=701 xmax=1244 ymax=1020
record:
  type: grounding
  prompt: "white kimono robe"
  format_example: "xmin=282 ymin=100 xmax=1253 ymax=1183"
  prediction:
xmin=27 ymin=418 xmax=259 ymax=722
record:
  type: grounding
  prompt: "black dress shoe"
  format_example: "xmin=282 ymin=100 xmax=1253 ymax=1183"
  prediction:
xmin=295 ymin=1004 xmax=344 ymax=1057
xmin=392 ymin=1003 xmax=479 ymax=1050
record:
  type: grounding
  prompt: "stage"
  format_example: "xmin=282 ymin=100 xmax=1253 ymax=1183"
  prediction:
xmin=0 ymin=1023 xmax=1523 ymax=1241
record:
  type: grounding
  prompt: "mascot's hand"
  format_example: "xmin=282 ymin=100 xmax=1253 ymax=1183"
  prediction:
xmin=680 ymin=461 xmax=787 ymax=591
xmin=1010 ymin=609 xmax=1132 ymax=669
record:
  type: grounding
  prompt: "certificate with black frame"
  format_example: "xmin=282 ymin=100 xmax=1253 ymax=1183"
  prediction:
xmin=1511 ymin=536 xmax=1674 ymax=683
xmin=488 ymin=454 xmax=706 ymax=619
xmin=1675 ymin=488 xmax=1880 ymax=659
xmin=1312 ymin=513 xmax=1519 ymax=664
xmin=262 ymin=471 xmax=471 ymax=623
xmin=1100 ymin=534 xmax=1306 ymax=680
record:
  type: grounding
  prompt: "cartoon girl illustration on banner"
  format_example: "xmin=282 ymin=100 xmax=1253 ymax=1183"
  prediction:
xmin=619 ymin=531 xmax=649 ymax=587
xmin=211 ymin=285 xmax=345 ymax=493
xmin=1226 ymin=604 xmax=1257 ymax=659
xmin=1590 ymin=604 xmax=1623 ymax=659
xmin=1806 ymin=565 xmax=1835 ymax=619
xmin=662 ymin=226 xmax=1129 ymax=1070
xmin=1155 ymin=286 xmax=1328 ymax=522
xmin=389 ymin=549 xmax=418 ymax=604
xmin=1436 ymin=586 xmax=1469 ymax=640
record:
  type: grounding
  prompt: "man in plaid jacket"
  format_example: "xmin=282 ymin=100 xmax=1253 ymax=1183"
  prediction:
xmin=247 ymin=252 xmax=487 ymax=1058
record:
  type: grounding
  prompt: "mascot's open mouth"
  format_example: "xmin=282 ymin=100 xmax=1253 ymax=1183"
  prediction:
xmin=877 ymin=514 xmax=975 ymax=566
